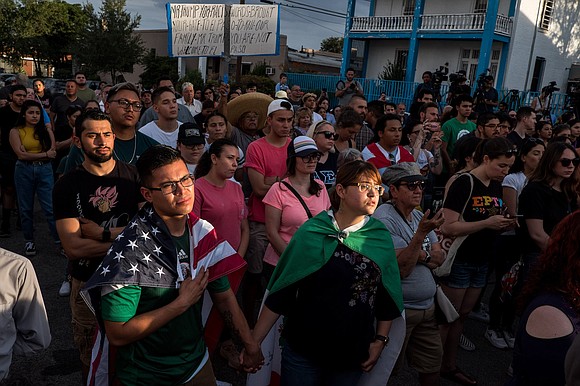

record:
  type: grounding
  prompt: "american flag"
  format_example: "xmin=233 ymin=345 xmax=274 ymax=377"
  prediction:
xmin=81 ymin=203 xmax=246 ymax=386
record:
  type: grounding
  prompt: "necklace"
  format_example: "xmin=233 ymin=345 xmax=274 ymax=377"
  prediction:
xmin=113 ymin=135 xmax=137 ymax=164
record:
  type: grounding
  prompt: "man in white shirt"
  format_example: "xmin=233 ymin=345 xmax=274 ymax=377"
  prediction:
xmin=139 ymin=87 xmax=182 ymax=146
xmin=177 ymin=82 xmax=202 ymax=117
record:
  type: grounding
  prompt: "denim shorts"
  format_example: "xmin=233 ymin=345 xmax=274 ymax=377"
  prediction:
xmin=440 ymin=261 xmax=488 ymax=289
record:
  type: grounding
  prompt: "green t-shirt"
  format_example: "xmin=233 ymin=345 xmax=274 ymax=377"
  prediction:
xmin=63 ymin=131 xmax=159 ymax=173
xmin=101 ymin=229 xmax=230 ymax=385
xmin=441 ymin=117 xmax=477 ymax=159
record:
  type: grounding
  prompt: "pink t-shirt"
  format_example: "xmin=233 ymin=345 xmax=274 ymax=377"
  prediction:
xmin=262 ymin=178 xmax=330 ymax=266
xmin=244 ymin=137 xmax=291 ymax=223
xmin=193 ymin=178 xmax=247 ymax=250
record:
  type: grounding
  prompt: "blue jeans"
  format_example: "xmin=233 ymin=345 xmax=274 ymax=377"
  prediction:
xmin=281 ymin=344 xmax=363 ymax=386
xmin=14 ymin=160 xmax=58 ymax=242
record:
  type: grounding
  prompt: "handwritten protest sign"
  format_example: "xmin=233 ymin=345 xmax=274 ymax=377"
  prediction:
xmin=166 ymin=3 xmax=279 ymax=57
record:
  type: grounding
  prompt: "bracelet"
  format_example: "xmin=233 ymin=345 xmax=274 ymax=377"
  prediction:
xmin=374 ymin=334 xmax=389 ymax=346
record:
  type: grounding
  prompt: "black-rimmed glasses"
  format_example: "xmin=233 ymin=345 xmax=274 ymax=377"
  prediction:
xmin=301 ymin=153 xmax=322 ymax=163
xmin=110 ymin=98 xmax=143 ymax=111
xmin=146 ymin=174 xmax=194 ymax=195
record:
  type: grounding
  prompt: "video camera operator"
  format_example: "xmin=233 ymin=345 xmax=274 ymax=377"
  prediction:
xmin=474 ymin=74 xmax=498 ymax=114
xmin=532 ymin=81 xmax=559 ymax=120
xmin=447 ymin=70 xmax=471 ymax=106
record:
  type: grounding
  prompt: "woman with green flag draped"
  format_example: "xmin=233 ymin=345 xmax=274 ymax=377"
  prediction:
xmin=250 ymin=160 xmax=403 ymax=386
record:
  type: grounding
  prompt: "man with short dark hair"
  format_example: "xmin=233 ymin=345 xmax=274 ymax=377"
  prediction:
xmin=82 ymin=145 xmax=263 ymax=385
xmin=507 ymin=106 xmax=536 ymax=150
xmin=385 ymin=102 xmax=397 ymax=114
xmin=64 ymin=82 xmax=159 ymax=172
xmin=139 ymin=86 xmax=181 ymax=146
xmin=474 ymin=76 xmax=498 ymax=114
xmin=475 ymin=113 xmax=501 ymax=139
xmin=441 ymin=94 xmax=476 ymax=166
xmin=54 ymin=110 xmax=143 ymax=383
xmin=367 ymin=100 xmax=385 ymax=131
xmin=335 ymin=67 xmax=363 ymax=107
xmin=0 ymin=85 xmax=27 ymax=237
xmin=275 ymin=73 xmax=289 ymax=92
xmin=194 ymin=99 xmax=215 ymax=129
xmin=413 ymin=71 xmax=434 ymax=101
xmin=75 ymin=71 xmax=96 ymax=103
xmin=138 ymin=77 xmax=194 ymax=128
xmin=362 ymin=114 xmax=414 ymax=175
xmin=141 ymin=89 xmax=152 ymax=110
xmin=288 ymin=84 xmax=303 ymax=108
xmin=246 ymin=82 xmax=258 ymax=93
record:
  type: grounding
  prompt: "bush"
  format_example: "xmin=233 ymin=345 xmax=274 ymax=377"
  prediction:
xmin=178 ymin=69 xmax=204 ymax=93
xmin=378 ymin=60 xmax=406 ymax=81
xmin=239 ymin=74 xmax=276 ymax=95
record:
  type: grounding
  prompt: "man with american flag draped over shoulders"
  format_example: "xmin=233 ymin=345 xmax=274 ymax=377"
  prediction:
xmin=82 ymin=145 xmax=263 ymax=386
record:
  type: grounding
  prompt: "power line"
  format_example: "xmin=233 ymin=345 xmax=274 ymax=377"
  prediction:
xmin=259 ymin=0 xmax=346 ymax=19
xmin=282 ymin=7 xmax=344 ymax=35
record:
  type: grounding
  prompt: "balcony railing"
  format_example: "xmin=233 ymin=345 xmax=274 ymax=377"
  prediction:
xmin=350 ymin=13 xmax=512 ymax=36
xmin=351 ymin=16 xmax=413 ymax=32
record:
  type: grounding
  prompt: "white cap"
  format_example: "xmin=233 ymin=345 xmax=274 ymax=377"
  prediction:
xmin=267 ymin=99 xmax=294 ymax=116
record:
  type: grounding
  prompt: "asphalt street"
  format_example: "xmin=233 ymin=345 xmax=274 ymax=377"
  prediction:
xmin=2 ymin=205 xmax=513 ymax=386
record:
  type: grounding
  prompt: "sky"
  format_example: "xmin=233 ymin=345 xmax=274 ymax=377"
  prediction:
xmin=68 ymin=0 xmax=370 ymax=50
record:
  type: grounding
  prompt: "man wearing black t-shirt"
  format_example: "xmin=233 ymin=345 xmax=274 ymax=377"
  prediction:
xmin=53 ymin=110 xmax=143 ymax=383
xmin=507 ymin=107 xmax=536 ymax=151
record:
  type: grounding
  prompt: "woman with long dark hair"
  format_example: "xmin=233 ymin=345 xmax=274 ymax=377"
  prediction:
xmin=509 ymin=211 xmax=580 ymax=385
xmin=262 ymin=136 xmax=330 ymax=279
xmin=439 ymin=137 xmax=517 ymax=385
xmin=252 ymin=160 xmax=403 ymax=385
xmin=518 ymin=142 xmax=579 ymax=275
xmin=9 ymin=100 xmax=59 ymax=256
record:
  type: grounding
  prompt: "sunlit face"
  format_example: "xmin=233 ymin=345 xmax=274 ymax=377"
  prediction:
xmin=24 ymin=106 xmax=41 ymax=127
xmin=26 ymin=88 xmax=34 ymax=100
xmin=554 ymin=148 xmax=578 ymax=180
xmin=295 ymin=153 xmax=319 ymax=175
xmin=291 ymin=86 xmax=302 ymax=98
xmin=336 ymin=174 xmax=381 ymax=216
xmin=66 ymin=81 xmax=77 ymax=96
xmin=484 ymin=154 xmax=514 ymax=181
xmin=390 ymin=179 xmax=424 ymax=209
xmin=379 ymin=119 xmax=403 ymax=149
xmin=77 ymin=119 xmax=115 ymax=164
xmin=33 ymin=80 xmax=44 ymax=94
xmin=522 ymin=144 xmax=545 ymax=172
xmin=349 ymin=98 xmax=368 ymax=119
xmin=297 ymin=113 xmax=311 ymax=128
xmin=105 ymin=89 xmax=141 ymax=129
xmin=304 ymin=97 xmax=316 ymax=109
xmin=206 ymin=115 xmax=227 ymax=142
xmin=182 ymin=86 xmax=194 ymax=102
xmin=313 ymin=123 xmax=336 ymax=153
xmin=141 ymin=160 xmax=194 ymax=218
xmin=268 ymin=110 xmax=294 ymax=138
xmin=211 ymin=145 xmax=239 ymax=180
xmin=11 ymin=89 xmax=26 ymax=107
xmin=154 ymin=91 xmax=178 ymax=120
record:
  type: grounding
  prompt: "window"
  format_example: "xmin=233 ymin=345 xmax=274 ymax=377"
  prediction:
xmin=539 ymin=0 xmax=554 ymax=31
xmin=474 ymin=0 xmax=488 ymax=13
xmin=395 ymin=49 xmax=409 ymax=77
xmin=402 ymin=0 xmax=416 ymax=16
xmin=491 ymin=49 xmax=500 ymax=61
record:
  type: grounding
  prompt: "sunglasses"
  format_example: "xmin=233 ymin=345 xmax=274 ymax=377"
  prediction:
xmin=559 ymin=158 xmax=580 ymax=167
xmin=316 ymin=131 xmax=339 ymax=140
xmin=398 ymin=181 xmax=426 ymax=191
xmin=301 ymin=153 xmax=322 ymax=163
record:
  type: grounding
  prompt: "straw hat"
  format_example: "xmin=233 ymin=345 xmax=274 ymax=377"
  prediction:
xmin=227 ymin=92 xmax=273 ymax=130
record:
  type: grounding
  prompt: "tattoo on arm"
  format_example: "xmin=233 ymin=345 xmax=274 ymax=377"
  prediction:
xmin=221 ymin=310 xmax=242 ymax=344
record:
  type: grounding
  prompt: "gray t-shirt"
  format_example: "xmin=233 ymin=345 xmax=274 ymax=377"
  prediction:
xmin=336 ymin=79 xmax=363 ymax=107
xmin=373 ymin=202 xmax=437 ymax=310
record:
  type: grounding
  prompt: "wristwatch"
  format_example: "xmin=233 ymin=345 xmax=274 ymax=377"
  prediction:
xmin=374 ymin=334 xmax=389 ymax=346
xmin=423 ymin=250 xmax=432 ymax=264
xmin=102 ymin=225 xmax=111 ymax=242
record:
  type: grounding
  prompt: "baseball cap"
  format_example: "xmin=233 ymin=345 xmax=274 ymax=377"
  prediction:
xmin=267 ymin=99 xmax=294 ymax=116
xmin=275 ymin=90 xmax=288 ymax=99
xmin=178 ymin=122 xmax=205 ymax=146
xmin=288 ymin=136 xmax=320 ymax=158
xmin=381 ymin=162 xmax=426 ymax=186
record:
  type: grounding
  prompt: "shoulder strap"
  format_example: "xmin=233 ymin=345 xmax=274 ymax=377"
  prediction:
xmin=460 ymin=173 xmax=474 ymax=220
xmin=281 ymin=181 xmax=313 ymax=218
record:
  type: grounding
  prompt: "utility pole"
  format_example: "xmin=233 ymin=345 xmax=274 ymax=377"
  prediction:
xmin=235 ymin=0 xmax=245 ymax=83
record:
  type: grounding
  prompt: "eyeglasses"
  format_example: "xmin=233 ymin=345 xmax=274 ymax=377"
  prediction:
xmin=315 ymin=131 xmax=339 ymax=140
xmin=110 ymin=98 xmax=143 ymax=111
xmin=398 ymin=181 xmax=426 ymax=191
xmin=484 ymin=124 xmax=500 ymax=129
xmin=301 ymin=153 xmax=322 ymax=163
xmin=559 ymin=158 xmax=580 ymax=167
xmin=183 ymin=143 xmax=205 ymax=150
xmin=146 ymin=174 xmax=194 ymax=195
xmin=346 ymin=182 xmax=385 ymax=195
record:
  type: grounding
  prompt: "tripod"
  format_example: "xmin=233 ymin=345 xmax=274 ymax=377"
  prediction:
xmin=500 ymin=90 xmax=521 ymax=111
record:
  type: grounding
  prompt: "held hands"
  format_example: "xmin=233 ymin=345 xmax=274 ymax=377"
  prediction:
xmin=361 ymin=340 xmax=384 ymax=372
xmin=417 ymin=209 xmax=445 ymax=234
xmin=239 ymin=343 xmax=265 ymax=373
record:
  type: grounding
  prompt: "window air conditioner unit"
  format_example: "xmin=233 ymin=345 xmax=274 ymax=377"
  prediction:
xmin=266 ymin=67 xmax=275 ymax=75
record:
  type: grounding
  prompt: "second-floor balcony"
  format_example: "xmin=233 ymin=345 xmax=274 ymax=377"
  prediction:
xmin=350 ymin=13 xmax=512 ymax=37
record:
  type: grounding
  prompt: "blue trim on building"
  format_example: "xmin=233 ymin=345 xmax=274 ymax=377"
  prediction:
xmin=476 ymin=0 xmax=500 ymax=79
xmin=405 ymin=0 xmax=425 ymax=83
xmin=497 ymin=42 xmax=510 ymax=88
xmin=369 ymin=0 xmax=376 ymax=17
xmin=341 ymin=0 xmax=357 ymax=75
xmin=361 ymin=41 xmax=370 ymax=78
xmin=350 ymin=32 xmax=412 ymax=39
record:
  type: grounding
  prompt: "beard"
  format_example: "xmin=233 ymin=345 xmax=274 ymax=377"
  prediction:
xmin=81 ymin=143 xmax=113 ymax=163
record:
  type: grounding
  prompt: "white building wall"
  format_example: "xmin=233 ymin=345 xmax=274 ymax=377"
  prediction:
xmin=373 ymin=0 xmax=512 ymax=17
xmin=366 ymin=40 xmax=407 ymax=77
xmin=504 ymin=0 xmax=580 ymax=90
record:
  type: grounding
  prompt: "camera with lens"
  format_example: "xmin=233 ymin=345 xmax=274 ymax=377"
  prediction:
xmin=349 ymin=83 xmax=357 ymax=90
xmin=542 ymin=81 xmax=560 ymax=95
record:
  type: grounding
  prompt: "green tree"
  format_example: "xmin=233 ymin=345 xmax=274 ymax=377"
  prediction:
xmin=320 ymin=37 xmax=344 ymax=53
xmin=0 ymin=0 xmax=19 ymax=67
xmin=139 ymin=50 xmax=178 ymax=89
xmin=378 ymin=60 xmax=406 ymax=81
xmin=75 ymin=0 xmax=144 ymax=82
xmin=178 ymin=69 xmax=204 ymax=94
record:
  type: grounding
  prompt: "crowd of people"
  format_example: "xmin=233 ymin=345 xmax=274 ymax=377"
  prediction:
xmin=1 ymin=67 xmax=580 ymax=386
